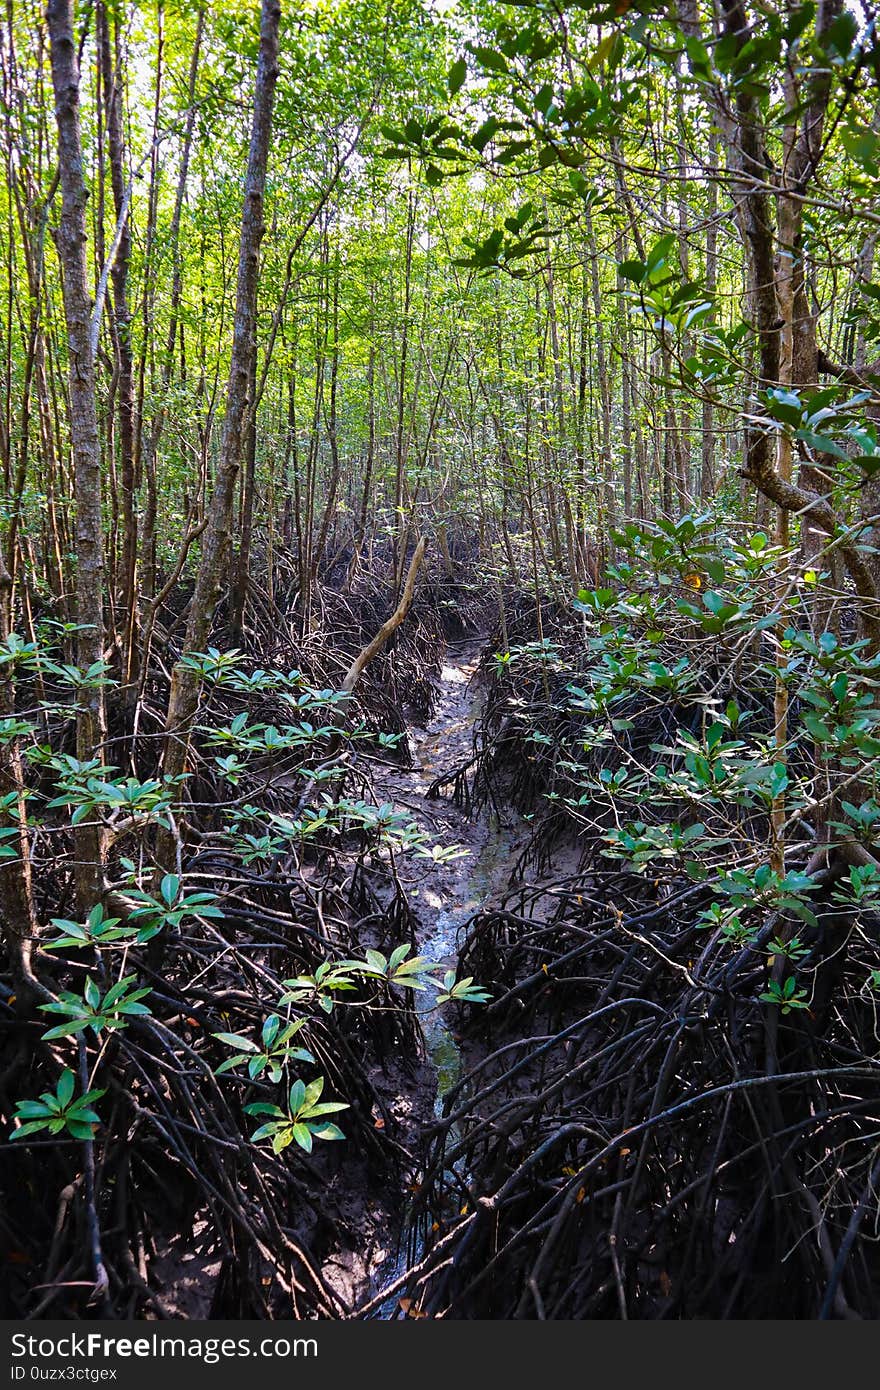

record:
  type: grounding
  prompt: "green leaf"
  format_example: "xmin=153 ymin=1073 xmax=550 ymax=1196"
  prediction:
xmin=472 ymin=117 xmax=499 ymax=153
xmin=249 ymin=1122 xmax=281 ymax=1143
xmin=471 ymin=46 xmax=508 ymax=73
xmin=160 ymin=873 xmax=179 ymax=905
xmin=15 ymin=1100 xmax=52 ymax=1119
xmin=364 ymin=948 xmax=387 ymax=975
xmin=42 ymin=1017 xmax=92 ymax=1040
xmin=645 ymin=233 xmax=676 ymax=274
xmin=303 ymin=1075 xmax=325 ymax=1109
xmin=448 ymin=57 xmax=466 ymax=94
xmin=587 ymin=31 xmax=620 ymax=72
xmin=10 ymin=1120 xmax=53 ymax=1140
xmin=619 ymin=259 xmax=646 ymax=284
xmin=215 ymin=1031 xmax=261 ymax=1054
xmin=65 ymin=1119 xmax=98 ymax=1140
xmin=292 ymin=1122 xmax=313 ymax=1152
xmin=214 ymin=1055 xmax=249 ymax=1075
xmin=795 ymin=429 xmax=849 ymax=461
xmin=309 ymin=1122 xmax=345 ymax=1142
xmin=388 ymin=943 xmax=411 ymax=972
xmin=824 ymin=10 xmax=857 ymax=56
xmin=102 ymin=974 xmax=141 ymax=1008
xmin=56 ymin=1068 xmax=75 ymax=1109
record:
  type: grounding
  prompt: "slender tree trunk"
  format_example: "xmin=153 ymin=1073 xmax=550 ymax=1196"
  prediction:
xmin=97 ymin=2 xmax=137 ymax=694
xmin=230 ymin=341 xmax=258 ymax=645
xmin=349 ymin=287 xmax=376 ymax=585
xmin=47 ymin=0 xmax=106 ymax=909
xmin=700 ymin=130 xmax=717 ymax=501
xmin=0 ymin=555 xmax=39 ymax=1000
xmin=160 ymin=0 xmax=281 ymax=856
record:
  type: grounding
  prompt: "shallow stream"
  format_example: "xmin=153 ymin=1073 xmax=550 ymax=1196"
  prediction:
xmin=364 ymin=639 xmax=520 ymax=1313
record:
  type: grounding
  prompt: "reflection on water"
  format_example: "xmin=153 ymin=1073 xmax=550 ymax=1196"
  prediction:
xmin=416 ymin=812 xmax=514 ymax=1113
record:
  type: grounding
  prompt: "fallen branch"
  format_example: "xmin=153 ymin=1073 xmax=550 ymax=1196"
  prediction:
xmin=341 ymin=538 xmax=428 ymax=694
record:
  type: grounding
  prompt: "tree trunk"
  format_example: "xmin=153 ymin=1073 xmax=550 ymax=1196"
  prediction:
xmin=160 ymin=0 xmax=281 ymax=854
xmin=97 ymin=2 xmax=137 ymax=696
xmin=47 ymin=0 xmax=106 ymax=910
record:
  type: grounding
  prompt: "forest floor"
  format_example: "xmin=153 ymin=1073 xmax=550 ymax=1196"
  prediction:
xmin=52 ymin=634 xmax=526 ymax=1321
xmin=9 ymin=597 xmax=879 ymax=1318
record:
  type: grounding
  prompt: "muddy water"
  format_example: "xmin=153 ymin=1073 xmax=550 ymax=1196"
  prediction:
xmin=362 ymin=640 xmax=520 ymax=1313
xmin=383 ymin=643 xmax=515 ymax=1106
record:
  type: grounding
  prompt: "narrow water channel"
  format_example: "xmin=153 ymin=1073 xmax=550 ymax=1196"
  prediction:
xmin=365 ymin=639 xmax=519 ymax=1314
xmin=378 ymin=639 xmax=514 ymax=1106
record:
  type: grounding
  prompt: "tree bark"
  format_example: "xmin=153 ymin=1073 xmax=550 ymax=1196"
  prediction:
xmin=341 ymin=538 xmax=427 ymax=694
xmin=47 ymin=0 xmax=106 ymax=909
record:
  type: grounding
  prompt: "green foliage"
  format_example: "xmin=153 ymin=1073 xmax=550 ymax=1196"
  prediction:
xmin=340 ymin=944 xmax=437 ymax=990
xmin=759 ymin=977 xmax=810 ymax=1014
xmin=484 ymin=511 xmax=880 ymax=966
xmin=244 ymin=1077 xmax=349 ymax=1155
xmin=434 ymin=971 xmax=492 ymax=1005
xmin=278 ymin=960 xmax=362 ymax=1015
xmin=124 ymin=875 xmax=224 ymax=941
xmin=10 ymin=1070 xmax=105 ymax=1142
xmin=45 ymin=768 xmax=183 ymax=830
xmin=39 ymin=976 xmax=153 ymax=1040
xmin=214 ymin=1016 xmax=314 ymax=1083
xmin=276 ymin=945 xmax=492 ymax=1015
xmin=7 ymin=0 xmax=880 ymax=1287
xmin=45 ymin=904 xmax=134 ymax=950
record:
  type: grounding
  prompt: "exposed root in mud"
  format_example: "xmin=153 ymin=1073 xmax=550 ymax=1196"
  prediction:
xmin=390 ymin=882 xmax=880 ymax=1318
xmin=368 ymin=604 xmax=880 ymax=1320
xmin=0 ymin=572 xmax=486 ymax=1320
xmin=7 ymin=575 xmax=880 ymax=1322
